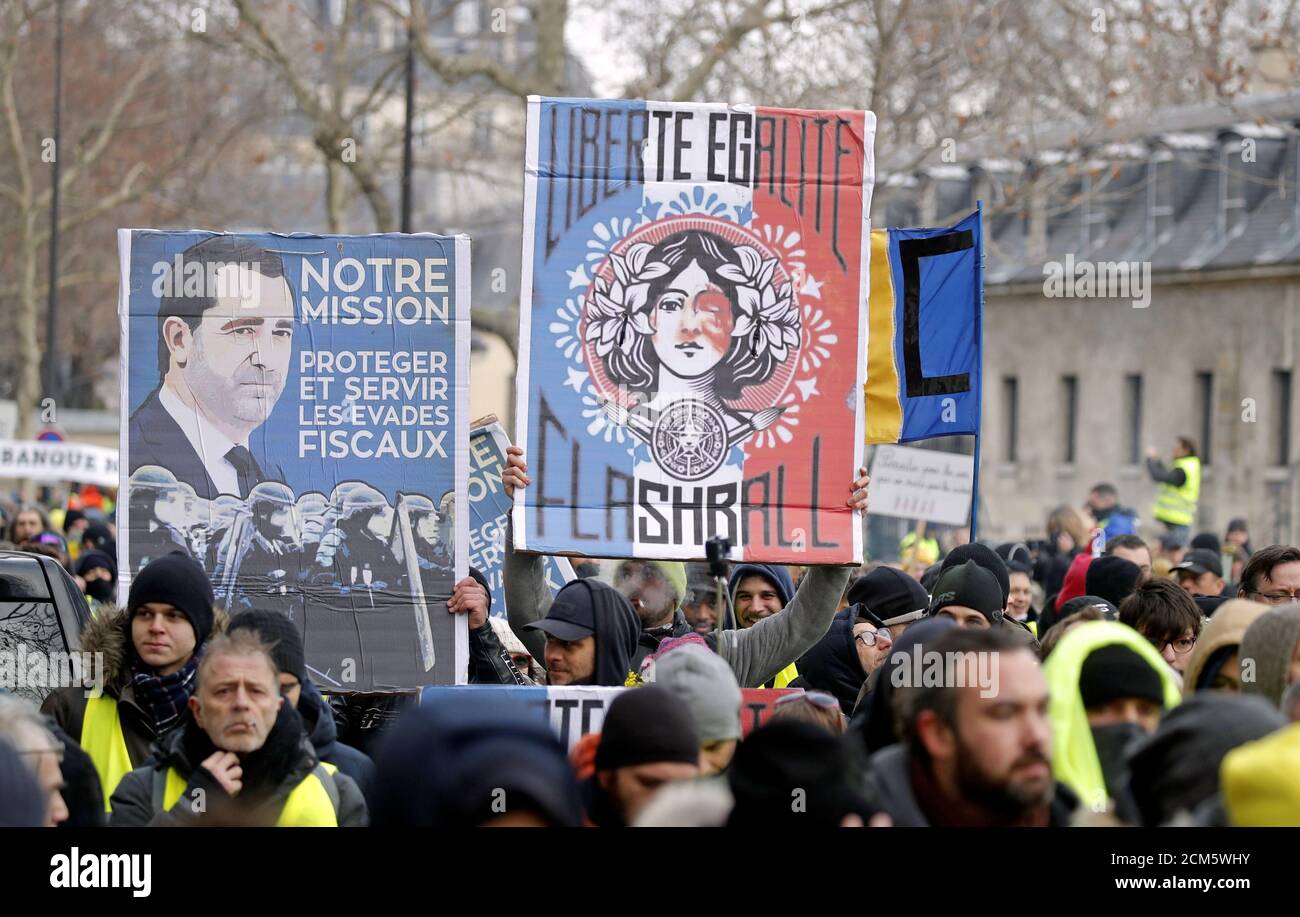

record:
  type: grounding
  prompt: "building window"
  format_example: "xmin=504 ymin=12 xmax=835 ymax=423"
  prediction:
xmin=1220 ymin=146 xmax=1248 ymax=236
xmin=1002 ymin=376 xmax=1018 ymax=462
xmin=1274 ymin=370 xmax=1292 ymax=467
xmin=1125 ymin=374 xmax=1142 ymax=465
xmin=1196 ymin=371 xmax=1213 ymax=466
xmin=1062 ymin=375 xmax=1078 ymax=464
xmin=1147 ymin=154 xmax=1174 ymax=245
xmin=1081 ymin=171 xmax=1108 ymax=253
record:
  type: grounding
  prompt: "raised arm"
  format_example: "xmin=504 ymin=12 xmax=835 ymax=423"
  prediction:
xmin=717 ymin=466 xmax=870 ymax=688
xmin=501 ymin=446 xmax=552 ymax=662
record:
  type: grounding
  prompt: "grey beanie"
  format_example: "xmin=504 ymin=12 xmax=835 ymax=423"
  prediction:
xmin=648 ymin=643 xmax=742 ymax=742
xmin=1239 ymin=604 xmax=1300 ymax=707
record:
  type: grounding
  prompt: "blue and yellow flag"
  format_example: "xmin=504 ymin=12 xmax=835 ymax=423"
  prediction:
xmin=865 ymin=209 xmax=983 ymax=444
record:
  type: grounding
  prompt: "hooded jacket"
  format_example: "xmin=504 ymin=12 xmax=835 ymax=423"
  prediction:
xmin=1042 ymin=621 xmax=1182 ymax=813
xmin=109 ymin=702 xmax=367 ymax=827
xmin=793 ymin=608 xmax=864 ymax=714
xmin=298 ymin=679 xmax=376 ymax=805
xmin=1181 ymin=599 xmax=1269 ymax=695
xmin=1127 ymin=693 xmax=1284 ymax=826
xmin=1221 ymin=721 xmax=1300 ymax=826
xmin=1238 ymin=604 xmax=1300 ymax=707
xmin=504 ymin=523 xmax=850 ymax=689
xmin=41 ymin=604 xmax=227 ymax=800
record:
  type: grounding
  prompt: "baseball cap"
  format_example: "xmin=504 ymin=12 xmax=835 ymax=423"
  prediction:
xmin=523 ymin=590 xmax=599 ymax=642
xmin=1172 ymin=548 xmax=1223 ymax=578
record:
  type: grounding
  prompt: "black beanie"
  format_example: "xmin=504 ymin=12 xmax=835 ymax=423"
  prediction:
xmin=229 ymin=609 xmax=306 ymax=684
xmin=1078 ymin=643 xmax=1164 ymax=709
xmin=74 ymin=550 xmax=117 ymax=582
xmin=727 ymin=720 xmax=873 ymax=828
xmin=595 ymin=686 xmax=700 ymax=772
xmin=126 ymin=552 xmax=215 ymax=647
xmin=847 ymin=566 xmax=930 ymax=621
xmin=929 ymin=560 xmax=1004 ymax=623
xmin=940 ymin=543 xmax=1010 ymax=607
xmin=1085 ymin=556 xmax=1142 ymax=608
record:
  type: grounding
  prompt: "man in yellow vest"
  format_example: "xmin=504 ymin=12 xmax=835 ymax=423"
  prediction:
xmin=42 ymin=552 xmax=216 ymax=811
xmin=108 ymin=629 xmax=367 ymax=826
xmin=1146 ymin=436 xmax=1202 ymax=548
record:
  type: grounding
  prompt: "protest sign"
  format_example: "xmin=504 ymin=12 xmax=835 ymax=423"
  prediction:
xmin=469 ymin=416 xmax=575 ymax=616
xmin=117 ymin=230 xmax=470 ymax=690
xmin=419 ymin=684 xmax=800 ymax=749
xmin=0 ymin=439 xmax=119 ymax=487
xmin=868 ymin=443 xmax=975 ymax=526
xmin=514 ymin=97 xmax=874 ymax=564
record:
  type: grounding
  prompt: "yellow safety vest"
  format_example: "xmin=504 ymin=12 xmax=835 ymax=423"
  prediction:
xmin=899 ymin=533 xmax=941 ymax=566
xmin=764 ymin=662 xmax=799 ymax=690
xmin=1154 ymin=456 xmax=1201 ymax=527
xmin=81 ymin=695 xmax=134 ymax=813
xmin=159 ymin=760 xmax=340 ymax=827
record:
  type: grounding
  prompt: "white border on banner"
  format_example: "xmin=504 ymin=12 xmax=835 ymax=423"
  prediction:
xmin=853 ymin=111 xmax=878 ymax=564
xmin=511 ymin=95 xmax=543 ymax=553
xmin=116 ymin=228 xmax=133 ymax=607
xmin=454 ymin=233 xmax=473 ymax=683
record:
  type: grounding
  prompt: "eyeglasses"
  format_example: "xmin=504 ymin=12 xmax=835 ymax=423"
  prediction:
xmin=1248 ymin=591 xmax=1300 ymax=606
xmin=774 ymin=690 xmax=839 ymax=710
xmin=1154 ymin=635 xmax=1196 ymax=655
xmin=856 ymin=629 xmax=893 ymax=648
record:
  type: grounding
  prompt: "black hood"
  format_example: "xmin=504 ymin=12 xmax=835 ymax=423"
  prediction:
xmin=858 ymin=616 xmax=957 ymax=754
xmin=796 ymin=609 xmax=865 ymax=714
xmin=298 ymin=678 xmax=339 ymax=760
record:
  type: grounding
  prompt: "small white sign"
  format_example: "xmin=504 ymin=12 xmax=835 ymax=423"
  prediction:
xmin=869 ymin=444 xmax=974 ymax=526
xmin=0 ymin=438 xmax=119 ymax=487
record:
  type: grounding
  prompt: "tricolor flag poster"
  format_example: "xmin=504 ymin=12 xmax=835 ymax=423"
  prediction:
xmin=864 ymin=210 xmax=983 ymax=444
xmin=468 ymin=416 xmax=575 ymax=616
xmin=118 ymin=230 xmax=471 ymax=690
xmin=514 ymin=97 xmax=875 ymax=564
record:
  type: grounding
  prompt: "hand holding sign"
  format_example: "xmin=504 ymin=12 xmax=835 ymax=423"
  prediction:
xmin=446 ymin=575 xmax=490 ymax=630
xmin=503 ymin=446 xmax=531 ymax=499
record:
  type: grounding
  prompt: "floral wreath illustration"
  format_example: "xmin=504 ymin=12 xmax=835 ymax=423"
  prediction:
xmin=580 ymin=223 xmax=801 ymax=480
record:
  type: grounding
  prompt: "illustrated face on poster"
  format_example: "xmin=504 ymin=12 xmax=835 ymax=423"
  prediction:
xmin=514 ymin=99 xmax=874 ymax=563
xmin=118 ymin=231 xmax=471 ymax=690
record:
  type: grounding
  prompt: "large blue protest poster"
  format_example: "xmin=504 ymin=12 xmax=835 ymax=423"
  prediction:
xmin=468 ymin=416 xmax=574 ymax=616
xmin=117 ymin=230 xmax=470 ymax=690
xmin=513 ymin=97 xmax=874 ymax=564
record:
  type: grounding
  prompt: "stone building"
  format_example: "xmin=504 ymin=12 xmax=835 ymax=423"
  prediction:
xmin=871 ymin=90 xmax=1300 ymax=548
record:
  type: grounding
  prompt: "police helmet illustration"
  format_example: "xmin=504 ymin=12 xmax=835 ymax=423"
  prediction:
xmin=128 ymin=466 xmax=184 ymax=515
xmin=401 ymin=494 xmax=440 ymax=544
xmin=247 ymin=481 xmax=299 ymax=542
xmin=211 ymin=494 xmax=245 ymax=527
xmin=334 ymin=483 xmax=393 ymax=535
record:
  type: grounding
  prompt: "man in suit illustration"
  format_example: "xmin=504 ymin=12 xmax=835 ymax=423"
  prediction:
xmin=129 ymin=235 xmax=294 ymax=499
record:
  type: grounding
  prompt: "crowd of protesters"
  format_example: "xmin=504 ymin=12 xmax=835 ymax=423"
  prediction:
xmin=4 ymin=443 xmax=1300 ymax=828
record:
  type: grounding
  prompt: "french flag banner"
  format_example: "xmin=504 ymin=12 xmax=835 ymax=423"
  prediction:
xmin=514 ymin=97 xmax=875 ymax=564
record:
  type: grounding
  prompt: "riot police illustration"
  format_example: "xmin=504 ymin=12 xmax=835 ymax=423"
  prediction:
xmin=126 ymin=466 xmax=194 ymax=572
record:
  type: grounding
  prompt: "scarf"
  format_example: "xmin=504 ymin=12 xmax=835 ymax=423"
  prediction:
xmin=130 ymin=657 xmax=198 ymax=735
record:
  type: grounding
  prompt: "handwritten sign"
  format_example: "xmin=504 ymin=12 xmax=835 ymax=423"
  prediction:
xmin=868 ymin=444 xmax=974 ymax=526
